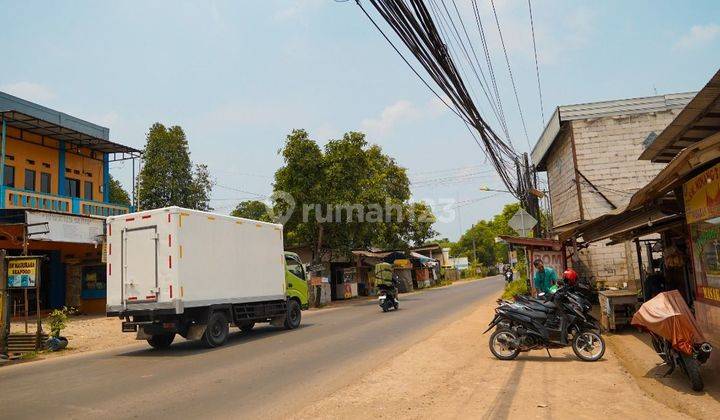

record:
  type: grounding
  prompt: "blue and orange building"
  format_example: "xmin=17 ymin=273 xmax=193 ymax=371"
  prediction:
xmin=0 ymin=91 xmax=140 ymax=314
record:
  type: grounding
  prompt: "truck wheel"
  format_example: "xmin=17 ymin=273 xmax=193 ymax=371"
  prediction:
xmin=239 ymin=322 xmax=255 ymax=333
xmin=284 ymin=300 xmax=302 ymax=330
xmin=147 ymin=333 xmax=175 ymax=350
xmin=202 ymin=312 xmax=229 ymax=348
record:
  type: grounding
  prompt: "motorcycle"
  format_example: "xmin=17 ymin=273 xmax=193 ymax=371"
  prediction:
xmin=485 ymin=285 xmax=605 ymax=361
xmin=378 ymin=275 xmax=399 ymax=312
xmin=632 ymin=290 xmax=713 ymax=392
xmin=504 ymin=270 xmax=513 ymax=283
xmin=650 ymin=333 xmax=712 ymax=392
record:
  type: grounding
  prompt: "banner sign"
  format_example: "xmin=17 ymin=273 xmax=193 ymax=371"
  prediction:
xmin=699 ymin=286 xmax=720 ymax=303
xmin=684 ymin=162 xmax=720 ymax=224
xmin=7 ymin=258 xmax=40 ymax=288
xmin=26 ymin=211 xmax=104 ymax=244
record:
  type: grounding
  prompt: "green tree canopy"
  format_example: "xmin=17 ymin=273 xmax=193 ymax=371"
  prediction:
xmin=108 ymin=174 xmax=131 ymax=206
xmin=273 ymin=129 xmax=436 ymax=260
xmin=137 ymin=123 xmax=212 ymax=210
xmin=231 ymin=200 xmax=272 ymax=222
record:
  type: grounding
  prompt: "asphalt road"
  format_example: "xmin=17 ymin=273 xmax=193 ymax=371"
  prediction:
xmin=1 ymin=276 xmax=503 ymax=419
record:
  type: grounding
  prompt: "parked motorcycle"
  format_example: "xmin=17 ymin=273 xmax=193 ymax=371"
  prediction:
xmin=632 ymin=290 xmax=713 ymax=392
xmin=650 ymin=333 xmax=712 ymax=391
xmin=485 ymin=285 xmax=605 ymax=361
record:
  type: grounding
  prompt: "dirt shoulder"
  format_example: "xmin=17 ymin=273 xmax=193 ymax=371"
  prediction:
xmin=294 ymin=294 xmax=689 ymax=420
xmin=607 ymin=331 xmax=720 ymax=419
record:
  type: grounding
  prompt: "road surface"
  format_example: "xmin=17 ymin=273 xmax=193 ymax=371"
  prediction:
xmin=1 ymin=277 xmax=503 ymax=419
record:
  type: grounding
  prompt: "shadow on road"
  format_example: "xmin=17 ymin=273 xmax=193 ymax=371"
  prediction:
xmin=117 ymin=324 xmax=315 ymax=358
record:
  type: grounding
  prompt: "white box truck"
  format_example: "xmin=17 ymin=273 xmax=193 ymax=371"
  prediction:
xmin=106 ymin=207 xmax=309 ymax=349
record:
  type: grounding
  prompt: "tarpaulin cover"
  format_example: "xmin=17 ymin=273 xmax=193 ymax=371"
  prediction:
xmin=374 ymin=262 xmax=393 ymax=286
xmin=631 ymin=290 xmax=706 ymax=355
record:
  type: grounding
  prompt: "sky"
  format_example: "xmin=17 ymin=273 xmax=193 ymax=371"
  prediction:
xmin=1 ymin=0 xmax=719 ymax=241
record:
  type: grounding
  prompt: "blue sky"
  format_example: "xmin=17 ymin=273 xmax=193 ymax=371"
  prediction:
xmin=1 ymin=0 xmax=718 ymax=240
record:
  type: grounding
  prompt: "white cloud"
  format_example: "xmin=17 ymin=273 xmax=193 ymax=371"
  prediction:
xmin=674 ymin=24 xmax=720 ymax=50
xmin=0 ymin=81 xmax=56 ymax=103
xmin=361 ymin=99 xmax=447 ymax=137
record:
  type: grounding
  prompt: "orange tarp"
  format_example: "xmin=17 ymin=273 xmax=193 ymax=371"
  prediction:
xmin=631 ymin=290 xmax=706 ymax=355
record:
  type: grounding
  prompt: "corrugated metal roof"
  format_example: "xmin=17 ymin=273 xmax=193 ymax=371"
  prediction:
xmin=0 ymin=90 xmax=140 ymax=155
xmin=531 ymin=92 xmax=695 ymax=169
xmin=639 ymin=69 xmax=720 ymax=163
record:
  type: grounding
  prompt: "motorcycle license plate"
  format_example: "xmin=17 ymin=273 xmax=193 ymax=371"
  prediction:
xmin=378 ymin=296 xmax=386 ymax=300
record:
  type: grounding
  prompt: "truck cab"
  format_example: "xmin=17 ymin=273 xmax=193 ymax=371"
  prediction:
xmin=284 ymin=251 xmax=309 ymax=310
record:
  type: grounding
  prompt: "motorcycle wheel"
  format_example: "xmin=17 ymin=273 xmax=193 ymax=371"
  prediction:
xmin=680 ymin=355 xmax=704 ymax=392
xmin=572 ymin=331 xmax=605 ymax=362
xmin=393 ymin=299 xmax=399 ymax=310
xmin=489 ymin=328 xmax=520 ymax=360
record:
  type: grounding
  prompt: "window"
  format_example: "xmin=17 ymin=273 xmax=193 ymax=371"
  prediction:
xmin=24 ymin=169 xmax=36 ymax=191
xmin=40 ymin=173 xmax=52 ymax=194
xmin=3 ymin=166 xmax=15 ymax=187
xmin=66 ymin=178 xmax=81 ymax=198
xmin=285 ymin=256 xmax=306 ymax=280
xmin=84 ymin=181 xmax=93 ymax=200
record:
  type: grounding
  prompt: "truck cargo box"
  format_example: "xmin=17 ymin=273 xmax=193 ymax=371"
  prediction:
xmin=106 ymin=207 xmax=286 ymax=315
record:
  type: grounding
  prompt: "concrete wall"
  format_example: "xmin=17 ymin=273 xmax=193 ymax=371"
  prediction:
xmin=546 ymin=129 xmax=581 ymax=227
xmin=546 ymin=110 xmax=680 ymax=288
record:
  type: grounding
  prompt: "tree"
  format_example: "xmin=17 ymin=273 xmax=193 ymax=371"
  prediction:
xmin=137 ymin=123 xmax=213 ymax=210
xmin=451 ymin=203 xmax=526 ymax=266
xmin=231 ymin=200 xmax=272 ymax=222
xmin=273 ymin=129 xmax=434 ymax=260
xmin=108 ymin=174 xmax=131 ymax=206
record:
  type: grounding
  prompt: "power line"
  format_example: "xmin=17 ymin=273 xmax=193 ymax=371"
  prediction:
xmin=489 ymin=0 xmax=531 ymax=150
xmin=355 ymin=0 xmax=522 ymax=198
xmin=527 ymin=0 xmax=544 ymax=124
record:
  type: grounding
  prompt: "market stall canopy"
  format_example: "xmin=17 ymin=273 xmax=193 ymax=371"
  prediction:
xmin=640 ymin=69 xmax=720 ymax=163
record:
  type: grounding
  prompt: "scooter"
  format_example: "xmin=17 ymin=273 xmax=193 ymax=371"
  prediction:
xmin=378 ymin=276 xmax=399 ymax=312
xmin=504 ymin=270 xmax=513 ymax=283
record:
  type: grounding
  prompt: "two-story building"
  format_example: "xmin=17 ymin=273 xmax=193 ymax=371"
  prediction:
xmin=531 ymin=93 xmax=694 ymax=289
xmin=0 ymin=91 xmax=139 ymax=314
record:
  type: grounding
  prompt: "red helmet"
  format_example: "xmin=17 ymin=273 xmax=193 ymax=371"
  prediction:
xmin=563 ymin=269 xmax=578 ymax=286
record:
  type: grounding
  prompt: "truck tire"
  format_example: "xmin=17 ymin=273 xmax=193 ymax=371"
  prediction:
xmin=284 ymin=300 xmax=302 ymax=330
xmin=202 ymin=312 xmax=230 ymax=348
xmin=147 ymin=333 xmax=175 ymax=349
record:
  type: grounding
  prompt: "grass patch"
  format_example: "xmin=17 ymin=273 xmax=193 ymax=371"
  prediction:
xmin=502 ymin=279 xmax=529 ymax=300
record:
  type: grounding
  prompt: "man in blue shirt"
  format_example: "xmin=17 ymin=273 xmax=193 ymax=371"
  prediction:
xmin=533 ymin=258 xmax=557 ymax=295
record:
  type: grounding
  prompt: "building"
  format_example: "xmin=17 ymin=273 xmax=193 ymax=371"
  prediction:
xmin=563 ymin=69 xmax=720 ymax=372
xmin=0 ymin=91 xmax=140 ymax=314
xmin=531 ymin=92 xmax=694 ymax=289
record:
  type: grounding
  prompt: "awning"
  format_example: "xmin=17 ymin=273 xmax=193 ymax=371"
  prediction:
xmin=498 ymin=235 xmax=562 ymax=251
xmin=0 ymin=91 xmax=141 ymax=161
xmin=565 ymin=111 xmax=720 ymax=244
xmin=640 ymin=69 xmax=720 ymax=163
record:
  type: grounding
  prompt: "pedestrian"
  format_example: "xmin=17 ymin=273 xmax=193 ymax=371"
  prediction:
xmin=532 ymin=258 xmax=557 ymax=295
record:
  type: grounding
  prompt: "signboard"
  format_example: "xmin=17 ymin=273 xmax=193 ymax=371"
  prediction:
xmin=684 ymin=162 xmax=720 ymax=224
xmin=509 ymin=250 xmax=518 ymax=264
xmin=26 ymin=211 xmax=104 ymax=244
xmin=7 ymin=258 xmax=40 ymax=288
xmin=530 ymin=250 xmax=564 ymax=287
xmin=699 ymin=286 xmax=720 ymax=303
xmin=508 ymin=208 xmax=538 ymax=237
xmin=450 ymin=257 xmax=469 ymax=270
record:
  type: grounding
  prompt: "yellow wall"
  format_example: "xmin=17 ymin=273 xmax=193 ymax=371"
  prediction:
xmin=3 ymin=126 xmax=105 ymax=201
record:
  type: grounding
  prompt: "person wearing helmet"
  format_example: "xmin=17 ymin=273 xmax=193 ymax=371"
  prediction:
xmin=532 ymin=258 xmax=557 ymax=295
xmin=562 ymin=268 xmax=578 ymax=286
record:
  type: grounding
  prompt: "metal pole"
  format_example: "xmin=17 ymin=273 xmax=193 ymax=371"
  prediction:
xmin=132 ymin=157 xmax=136 ymax=209
xmin=1 ymin=116 xmax=6 ymax=189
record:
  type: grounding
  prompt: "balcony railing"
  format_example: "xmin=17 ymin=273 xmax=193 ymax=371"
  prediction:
xmin=1 ymin=186 xmax=131 ymax=217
